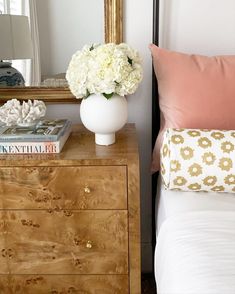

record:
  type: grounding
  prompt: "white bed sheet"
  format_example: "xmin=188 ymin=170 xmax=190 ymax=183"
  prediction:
xmin=155 ymin=179 xmax=235 ymax=294
xmin=156 ymin=178 xmax=235 ymax=233
xmin=155 ymin=211 xmax=235 ymax=294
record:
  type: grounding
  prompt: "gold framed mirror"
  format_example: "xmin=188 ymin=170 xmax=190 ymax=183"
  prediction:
xmin=0 ymin=0 xmax=123 ymax=104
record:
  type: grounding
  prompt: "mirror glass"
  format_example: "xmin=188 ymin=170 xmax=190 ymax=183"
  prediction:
xmin=0 ymin=0 xmax=104 ymax=87
xmin=0 ymin=0 xmax=123 ymax=103
xmin=37 ymin=0 xmax=104 ymax=87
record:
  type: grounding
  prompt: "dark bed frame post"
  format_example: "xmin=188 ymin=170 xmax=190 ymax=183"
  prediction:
xmin=152 ymin=0 xmax=160 ymax=151
xmin=152 ymin=0 xmax=160 ymax=143
xmin=152 ymin=0 xmax=160 ymax=274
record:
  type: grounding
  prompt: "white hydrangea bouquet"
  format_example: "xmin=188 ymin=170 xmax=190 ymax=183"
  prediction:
xmin=66 ymin=43 xmax=143 ymax=99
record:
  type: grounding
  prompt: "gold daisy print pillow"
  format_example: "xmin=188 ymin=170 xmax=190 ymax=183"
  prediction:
xmin=160 ymin=128 xmax=235 ymax=193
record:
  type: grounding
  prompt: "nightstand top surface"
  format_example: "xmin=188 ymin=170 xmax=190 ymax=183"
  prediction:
xmin=0 ymin=124 xmax=139 ymax=166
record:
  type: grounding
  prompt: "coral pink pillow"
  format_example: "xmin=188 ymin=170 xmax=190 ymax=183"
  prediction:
xmin=149 ymin=44 xmax=235 ymax=172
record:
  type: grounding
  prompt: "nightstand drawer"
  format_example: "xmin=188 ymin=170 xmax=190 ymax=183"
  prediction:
xmin=0 ymin=166 xmax=127 ymax=209
xmin=0 ymin=210 xmax=128 ymax=275
xmin=0 ymin=275 xmax=129 ymax=294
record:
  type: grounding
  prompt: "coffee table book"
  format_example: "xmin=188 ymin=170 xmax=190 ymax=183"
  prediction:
xmin=0 ymin=119 xmax=70 ymax=142
xmin=0 ymin=121 xmax=72 ymax=154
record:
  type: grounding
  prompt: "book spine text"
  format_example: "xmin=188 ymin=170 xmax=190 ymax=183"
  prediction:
xmin=0 ymin=142 xmax=59 ymax=154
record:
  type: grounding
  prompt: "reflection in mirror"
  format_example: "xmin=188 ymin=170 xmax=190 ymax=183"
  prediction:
xmin=0 ymin=14 xmax=33 ymax=87
xmin=0 ymin=0 xmax=123 ymax=103
xmin=0 ymin=0 xmax=35 ymax=87
xmin=0 ymin=0 xmax=104 ymax=87
xmin=37 ymin=0 xmax=104 ymax=88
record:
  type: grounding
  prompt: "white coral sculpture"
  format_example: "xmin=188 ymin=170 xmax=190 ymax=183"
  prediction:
xmin=0 ymin=99 xmax=46 ymax=126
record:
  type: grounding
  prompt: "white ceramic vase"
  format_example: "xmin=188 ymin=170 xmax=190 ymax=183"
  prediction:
xmin=80 ymin=94 xmax=128 ymax=145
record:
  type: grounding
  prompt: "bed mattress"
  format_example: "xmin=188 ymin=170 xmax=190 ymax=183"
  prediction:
xmin=156 ymin=178 xmax=235 ymax=232
xmin=155 ymin=210 xmax=235 ymax=294
xmin=155 ymin=180 xmax=235 ymax=294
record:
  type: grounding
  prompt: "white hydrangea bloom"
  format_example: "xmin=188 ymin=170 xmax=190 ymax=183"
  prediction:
xmin=66 ymin=43 xmax=143 ymax=99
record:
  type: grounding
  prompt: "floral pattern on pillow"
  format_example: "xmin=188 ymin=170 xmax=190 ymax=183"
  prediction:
xmin=161 ymin=128 xmax=235 ymax=193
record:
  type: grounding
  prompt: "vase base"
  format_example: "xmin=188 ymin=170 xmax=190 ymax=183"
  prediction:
xmin=95 ymin=133 xmax=115 ymax=145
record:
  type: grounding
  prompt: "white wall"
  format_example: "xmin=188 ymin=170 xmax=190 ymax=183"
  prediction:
xmin=160 ymin=0 xmax=235 ymax=54
xmin=124 ymin=0 xmax=154 ymax=273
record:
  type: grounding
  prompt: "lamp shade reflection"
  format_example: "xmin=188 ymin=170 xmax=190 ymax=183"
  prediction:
xmin=0 ymin=14 xmax=33 ymax=87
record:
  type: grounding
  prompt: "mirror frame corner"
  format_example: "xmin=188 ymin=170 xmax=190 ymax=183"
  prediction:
xmin=0 ymin=0 xmax=123 ymax=104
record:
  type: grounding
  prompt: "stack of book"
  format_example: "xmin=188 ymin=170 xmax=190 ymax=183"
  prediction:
xmin=0 ymin=119 xmax=72 ymax=154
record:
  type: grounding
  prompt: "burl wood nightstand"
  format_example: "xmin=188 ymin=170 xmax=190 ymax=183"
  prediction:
xmin=0 ymin=124 xmax=141 ymax=294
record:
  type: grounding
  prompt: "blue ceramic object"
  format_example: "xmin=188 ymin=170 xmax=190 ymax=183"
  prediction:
xmin=0 ymin=62 xmax=25 ymax=87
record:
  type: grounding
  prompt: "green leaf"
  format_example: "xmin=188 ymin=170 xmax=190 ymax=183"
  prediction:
xmin=84 ymin=90 xmax=90 ymax=99
xmin=128 ymin=57 xmax=133 ymax=66
xmin=90 ymin=44 xmax=95 ymax=51
xmin=103 ymin=93 xmax=114 ymax=99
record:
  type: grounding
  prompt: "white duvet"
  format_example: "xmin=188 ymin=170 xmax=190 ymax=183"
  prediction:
xmin=155 ymin=211 xmax=235 ymax=294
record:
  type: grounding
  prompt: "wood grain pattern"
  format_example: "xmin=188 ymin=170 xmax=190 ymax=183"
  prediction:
xmin=0 ymin=211 xmax=9 ymax=275
xmin=0 ymin=275 xmax=129 ymax=294
xmin=0 ymin=124 xmax=138 ymax=167
xmin=0 ymin=124 xmax=140 ymax=293
xmin=128 ymin=160 xmax=141 ymax=293
xmin=0 ymin=210 xmax=128 ymax=275
xmin=0 ymin=166 xmax=127 ymax=210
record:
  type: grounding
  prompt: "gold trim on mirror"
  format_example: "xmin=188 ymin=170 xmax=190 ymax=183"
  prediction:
xmin=0 ymin=0 xmax=123 ymax=104
xmin=105 ymin=0 xmax=123 ymax=44
xmin=0 ymin=87 xmax=75 ymax=104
